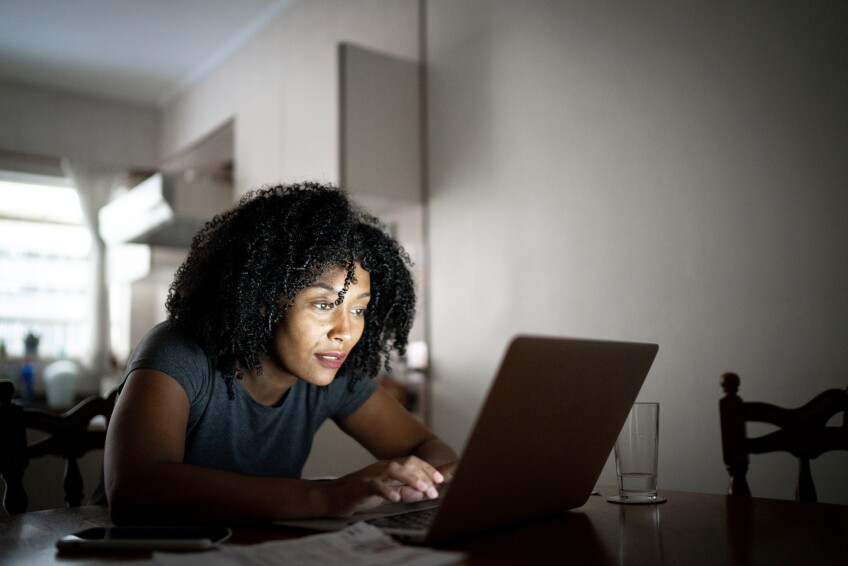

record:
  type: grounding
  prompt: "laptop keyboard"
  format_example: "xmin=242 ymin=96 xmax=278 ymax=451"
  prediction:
xmin=366 ymin=507 xmax=438 ymax=530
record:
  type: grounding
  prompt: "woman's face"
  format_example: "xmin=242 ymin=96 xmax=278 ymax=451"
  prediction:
xmin=266 ymin=262 xmax=371 ymax=387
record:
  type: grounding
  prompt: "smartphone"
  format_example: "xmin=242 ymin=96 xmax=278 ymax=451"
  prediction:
xmin=56 ymin=526 xmax=232 ymax=552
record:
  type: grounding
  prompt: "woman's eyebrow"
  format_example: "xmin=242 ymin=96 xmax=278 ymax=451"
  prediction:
xmin=310 ymin=283 xmax=337 ymax=293
xmin=310 ymin=283 xmax=371 ymax=298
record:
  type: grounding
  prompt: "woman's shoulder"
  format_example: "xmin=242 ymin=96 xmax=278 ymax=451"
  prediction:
xmin=136 ymin=321 xmax=204 ymax=357
xmin=127 ymin=321 xmax=215 ymax=386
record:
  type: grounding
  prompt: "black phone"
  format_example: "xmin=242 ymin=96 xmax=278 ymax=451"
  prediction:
xmin=56 ymin=526 xmax=232 ymax=552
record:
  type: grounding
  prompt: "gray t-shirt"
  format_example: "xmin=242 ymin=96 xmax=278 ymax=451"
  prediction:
xmin=118 ymin=321 xmax=376 ymax=478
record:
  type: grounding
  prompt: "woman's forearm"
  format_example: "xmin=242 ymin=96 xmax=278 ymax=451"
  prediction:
xmin=412 ymin=437 xmax=459 ymax=476
xmin=107 ymin=461 xmax=326 ymax=525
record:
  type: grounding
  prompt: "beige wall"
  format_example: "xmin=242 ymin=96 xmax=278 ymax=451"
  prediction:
xmin=426 ymin=0 xmax=848 ymax=503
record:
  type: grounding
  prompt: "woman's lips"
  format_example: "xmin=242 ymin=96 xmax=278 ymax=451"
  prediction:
xmin=315 ymin=352 xmax=346 ymax=369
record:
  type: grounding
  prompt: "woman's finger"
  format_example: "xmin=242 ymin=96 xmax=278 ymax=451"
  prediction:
xmin=399 ymin=485 xmax=426 ymax=503
xmin=388 ymin=458 xmax=444 ymax=487
xmin=368 ymin=477 xmax=401 ymax=502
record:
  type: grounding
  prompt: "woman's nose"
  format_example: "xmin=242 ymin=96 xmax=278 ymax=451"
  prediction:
xmin=329 ymin=309 xmax=352 ymax=342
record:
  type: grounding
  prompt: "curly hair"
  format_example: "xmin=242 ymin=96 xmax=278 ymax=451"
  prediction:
xmin=165 ymin=182 xmax=416 ymax=399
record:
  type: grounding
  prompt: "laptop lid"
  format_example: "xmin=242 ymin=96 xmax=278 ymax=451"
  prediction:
xmin=423 ymin=335 xmax=658 ymax=542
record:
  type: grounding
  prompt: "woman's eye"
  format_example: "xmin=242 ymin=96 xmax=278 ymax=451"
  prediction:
xmin=314 ymin=302 xmax=334 ymax=311
xmin=351 ymin=307 xmax=367 ymax=316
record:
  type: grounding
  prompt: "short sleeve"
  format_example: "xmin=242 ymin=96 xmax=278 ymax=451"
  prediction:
xmin=124 ymin=321 xmax=213 ymax=402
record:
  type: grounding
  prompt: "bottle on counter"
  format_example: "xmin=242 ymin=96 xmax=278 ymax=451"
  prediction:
xmin=19 ymin=355 xmax=35 ymax=406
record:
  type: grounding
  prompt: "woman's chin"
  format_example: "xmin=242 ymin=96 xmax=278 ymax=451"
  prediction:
xmin=302 ymin=369 xmax=339 ymax=387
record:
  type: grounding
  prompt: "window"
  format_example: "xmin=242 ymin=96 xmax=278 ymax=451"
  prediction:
xmin=0 ymin=172 xmax=92 ymax=359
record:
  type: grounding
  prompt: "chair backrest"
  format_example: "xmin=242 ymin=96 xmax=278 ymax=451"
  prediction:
xmin=0 ymin=380 xmax=117 ymax=514
xmin=719 ymin=372 xmax=848 ymax=502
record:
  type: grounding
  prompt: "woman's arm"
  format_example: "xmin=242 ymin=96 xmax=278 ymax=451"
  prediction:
xmin=105 ymin=369 xmax=326 ymax=524
xmin=337 ymin=386 xmax=459 ymax=496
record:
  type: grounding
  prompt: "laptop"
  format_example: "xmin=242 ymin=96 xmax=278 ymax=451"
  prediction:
xmin=279 ymin=335 xmax=658 ymax=544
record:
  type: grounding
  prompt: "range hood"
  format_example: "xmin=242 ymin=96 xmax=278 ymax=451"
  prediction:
xmin=98 ymin=172 xmax=232 ymax=248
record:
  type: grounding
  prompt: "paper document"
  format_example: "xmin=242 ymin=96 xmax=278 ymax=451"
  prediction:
xmin=152 ymin=522 xmax=464 ymax=566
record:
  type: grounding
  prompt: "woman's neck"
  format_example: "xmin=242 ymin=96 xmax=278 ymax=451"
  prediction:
xmin=239 ymin=365 xmax=296 ymax=406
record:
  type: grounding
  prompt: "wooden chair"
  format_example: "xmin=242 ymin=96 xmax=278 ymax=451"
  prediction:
xmin=719 ymin=372 xmax=847 ymax=502
xmin=0 ymin=380 xmax=118 ymax=514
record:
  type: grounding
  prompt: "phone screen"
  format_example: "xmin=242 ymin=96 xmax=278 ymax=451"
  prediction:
xmin=56 ymin=526 xmax=232 ymax=552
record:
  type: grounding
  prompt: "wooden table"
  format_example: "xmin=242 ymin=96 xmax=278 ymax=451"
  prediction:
xmin=1 ymin=487 xmax=846 ymax=565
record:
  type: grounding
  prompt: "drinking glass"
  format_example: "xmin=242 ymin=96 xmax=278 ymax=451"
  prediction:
xmin=609 ymin=402 xmax=665 ymax=504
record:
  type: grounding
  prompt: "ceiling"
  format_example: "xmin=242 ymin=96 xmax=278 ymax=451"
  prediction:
xmin=0 ymin=0 xmax=294 ymax=108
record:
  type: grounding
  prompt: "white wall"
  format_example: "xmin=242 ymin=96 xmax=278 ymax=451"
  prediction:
xmin=426 ymin=0 xmax=848 ymax=503
xmin=0 ymin=80 xmax=160 ymax=169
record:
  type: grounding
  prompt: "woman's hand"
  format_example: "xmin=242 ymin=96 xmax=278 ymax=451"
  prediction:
xmin=327 ymin=386 xmax=459 ymax=518
xmin=318 ymin=456 xmax=445 ymax=518
xmin=436 ymin=460 xmax=459 ymax=483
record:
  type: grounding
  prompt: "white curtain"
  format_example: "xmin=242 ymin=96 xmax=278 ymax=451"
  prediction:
xmin=61 ymin=159 xmax=124 ymax=378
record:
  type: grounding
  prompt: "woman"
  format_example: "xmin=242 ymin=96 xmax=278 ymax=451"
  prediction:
xmin=103 ymin=182 xmax=457 ymax=524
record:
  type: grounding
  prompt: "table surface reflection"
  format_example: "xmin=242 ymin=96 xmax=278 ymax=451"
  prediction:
xmin=1 ymin=487 xmax=846 ymax=565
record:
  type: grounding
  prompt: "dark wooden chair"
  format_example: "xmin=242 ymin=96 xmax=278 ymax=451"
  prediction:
xmin=719 ymin=372 xmax=847 ymax=502
xmin=0 ymin=380 xmax=118 ymax=514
